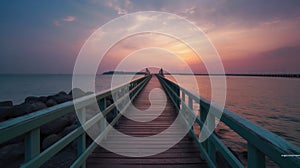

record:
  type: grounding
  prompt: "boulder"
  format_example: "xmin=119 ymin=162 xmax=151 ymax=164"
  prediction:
xmin=11 ymin=102 xmax=47 ymax=118
xmin=66 ymin=112 xmax=78 ymax=125
xmin=11 ymin=103 xmax=32 ymax=118
xmin=0 ymin=101 xmax=13 ymax=121
xmin=30 ymin=101 xmax=48 ymax=112
xmin=69 ymin=88 xmax=86 ymax=99
xmin=25 ymin=96 xmax=40 ymax=103
xmin=85 ymin=91 xmax=94 ymax=96
xmin=42 ymin=134 xmax=60 ymax=150
xmin=0 ymin=142 xmax=24 ymax=167
xmin=0 ymin=106 xmax=13 ymax=121
xmin=46 ymin=99 xmax=57 ymax=107
xmin=40 ymin=116 xmax=70 ymax=135
xmin=50 ymin=92 xmax=72 ymax=104
xmin=0 ymin=101 xmax=13 ymax=107
xmin=60 ymin=124 xmax=77 ymax=137
xmin=38 ymin=96 xmax=48 ymax=103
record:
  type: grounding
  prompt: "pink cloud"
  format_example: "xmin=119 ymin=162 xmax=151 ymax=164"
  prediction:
xmin=53 ymin=16 xmax=76 ymax=26
xmin=63 ymin=16 xmax=76 ymax=22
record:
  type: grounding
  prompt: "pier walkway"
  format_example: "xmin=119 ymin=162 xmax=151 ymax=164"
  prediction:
xmin=86 ymin=76 xmax=208 ymax=168
xmin=0 ymin=74 xmax=300 ymax=168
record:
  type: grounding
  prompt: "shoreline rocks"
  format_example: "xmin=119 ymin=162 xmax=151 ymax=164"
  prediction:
xmin=0 ymin=88 xmax=95 ymax=167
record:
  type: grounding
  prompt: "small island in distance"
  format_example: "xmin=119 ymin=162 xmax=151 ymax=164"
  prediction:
xmin=102 ymin=71 xmax=146 ymax=75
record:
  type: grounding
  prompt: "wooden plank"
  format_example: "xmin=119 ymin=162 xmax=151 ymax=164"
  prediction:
xmin=87 ymin=76 xmax=208 ymax=167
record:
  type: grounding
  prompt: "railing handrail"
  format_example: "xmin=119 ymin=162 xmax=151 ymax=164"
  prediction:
xmin=157 ymin=74 xmax=300 ymax=168
xmin=0 ymin=75 xmax=147 ymax=143
xmin=0 ymin=75 xmax=152 ymax=168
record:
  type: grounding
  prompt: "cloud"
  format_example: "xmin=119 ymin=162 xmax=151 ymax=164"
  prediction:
xmin=106 ymin=0 xmax=131 ymax=15
xmin=53 ymin=16 xmax=76 ymax=26
xmin=63 ymin=16 xmax=76 ymax=22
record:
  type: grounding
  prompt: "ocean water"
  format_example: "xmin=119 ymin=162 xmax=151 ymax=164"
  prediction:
xmin=0 ymin=74 xmax=141 ymax=104
xmin=167 ymin=75 xmax=300 ymax=166
xmin=0 ymin=74 xmax=299 ymax=166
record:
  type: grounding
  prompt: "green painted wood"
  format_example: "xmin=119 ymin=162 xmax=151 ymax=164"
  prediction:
xmin=248 ymin=143 xmax=265 ymax=168
xmin=77 ymin=108 xmax=86 ymax=168
xmin=207 ymin=112 xmax=216 ymax=165
xmin=3 ymin=74 xmax=300 ymax=168
xmin=1 ymin=75 xmax=151 ymax=168
xmin=99 ymin=98 xmax=106 ymax=139
xmin=24 ymin=128 xmax=40 ymax=162
xmin=71 ymin=75 xmax=151 ymax=167
xmin=157 ymin=75 xmax=300 ymax=168
xmin=210 ymin=134 xmax=243 ymax=168
xmin=21 ymin=127 xmax=84 ymax=168
xmin=0 ymin=101 xmax=75 ymax=144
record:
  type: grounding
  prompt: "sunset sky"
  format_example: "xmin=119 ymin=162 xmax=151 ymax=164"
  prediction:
xmin=1 ymin=0 xmax=300 ymax=74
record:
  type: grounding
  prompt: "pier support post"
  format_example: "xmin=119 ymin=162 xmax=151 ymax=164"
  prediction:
xmin=99 ymin=98 xmax=106 ymax=137
xmin=77 ymin=107 xmax=86 ymax=168
xmin=200 ymin=101 xmax=208 ymax=152
xmin=24 ymin=128 xmax=40 ymax=162
xmin=248 ymin=143 xmax=265 ymax=168
xmin=207 ymin=112 xmax=216 ymax=164
xmin=188 ymin=96 xmax=194 ymax=139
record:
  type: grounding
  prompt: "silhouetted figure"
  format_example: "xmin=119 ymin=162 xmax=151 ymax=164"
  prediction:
xmin=159 ymin=68 xmax=164 ymax=76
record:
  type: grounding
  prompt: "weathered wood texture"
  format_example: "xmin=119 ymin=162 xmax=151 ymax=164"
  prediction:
xmin=87 ymin=76 xmax=208 ymax=168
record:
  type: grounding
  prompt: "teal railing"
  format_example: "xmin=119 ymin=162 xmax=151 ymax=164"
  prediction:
xmin=0 ymin=75 xmax=151 ymax=168
xmin=157 ymin=74 xmax=300 ymax=168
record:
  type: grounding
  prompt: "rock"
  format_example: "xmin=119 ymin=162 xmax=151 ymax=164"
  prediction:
xmin=11 ymin=102 xmax=47 ymax=118
xmin=25 ymin=96 xmax=40 ymax=103
xmin=50 ymin=92 xmax=72 ymax=104
xmin=39 ymin=96 xmax=48 ymax=103
xmin=42 ymin=146 xmax=76 ymax=168
xmin=42 ymin=134 xmax=60 ymax=150
xmin=11 ymin=103 xmax=32 ymax=118
xmin=0 ymin=134 xmax=25 ymax=149
xmin=85 ymin=91 xmax=94 ymax=96
xmin=106 ymin=111 xmax=115 ymax=123
xmin=66 ymin=112 xmax=78 ymax=125
xmin=60 ymin=124 xmax=77 ymax=137
xmin=0 ymin=106 xmax=13 ymax=121
xmin=30 ymin=101 xmax=47 ymax=112
xmin=0 ymin=101 xmax=13 ymax=107
xmin=0 ymin=101 xmax=13 ymax=121
xmin=41 ymin=117 xmax=70 ymax=135
xmin=106 ymin=97 xmax=114 ymax=106
xmin=69 ymin=88 xmax=86 ymax=99
xmin=0 ymin=142 xmax=24 ymax=167
xmin=46 ymin=99 xmax=57 ymax=107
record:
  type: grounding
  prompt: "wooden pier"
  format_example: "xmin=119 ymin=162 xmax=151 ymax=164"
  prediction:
xmin=86 ymin=76 xmax=208 ymax=168
xmin=0 ymin=74 xmax=300 ymax=168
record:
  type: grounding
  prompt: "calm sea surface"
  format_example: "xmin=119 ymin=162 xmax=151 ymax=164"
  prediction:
xmin=168 ymin=75 xmax=300 ymax=166
xmin=0 ymin=74 xmax=299 ymax=165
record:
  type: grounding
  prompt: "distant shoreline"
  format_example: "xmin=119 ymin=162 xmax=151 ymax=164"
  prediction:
xmin=170 ymin=73 xmax=300 ymax=78
xmin=0 ymin=73 xmax=299 ymax=78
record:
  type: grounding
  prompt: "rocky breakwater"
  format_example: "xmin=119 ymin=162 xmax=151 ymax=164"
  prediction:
xmin=0 ymin=88 xmax=113 ymax=167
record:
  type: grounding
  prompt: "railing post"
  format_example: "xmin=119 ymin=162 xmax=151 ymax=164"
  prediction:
xmin=99 ymin=98 xmax=106 ymax=136
xmin=180 ymin=91 xmax=186 ymax=123
xmin=77 ymin=107 xmax=86 ymax=168
xmin=172 ymin=83 xmax=180 ymax=110
xmin=207 ymin=112 xmax=216 ymax=164
xmin=24 ymin=128 xmax=40 ymax=163
xmin=200 ymin=101 xmax=208 ymax=152
xmin=248 ymin=143 xmax=265 ymax=168
xmin=188 ymin=96 xmax=194 ymax=138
